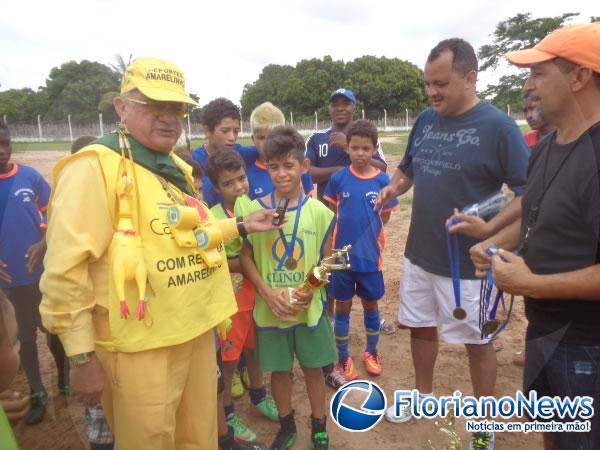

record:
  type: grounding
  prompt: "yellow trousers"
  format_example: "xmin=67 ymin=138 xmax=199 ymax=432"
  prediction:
xmin=96 ymin=329 xmax=217 ymax=450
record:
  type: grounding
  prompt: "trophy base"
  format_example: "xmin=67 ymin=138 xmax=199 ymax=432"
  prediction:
xmin=279 ymin=287 xmax=304 ymax=322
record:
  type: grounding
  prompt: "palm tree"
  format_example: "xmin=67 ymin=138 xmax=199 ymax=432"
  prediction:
xmin=111 ymin=54 xmax=133 ymax=81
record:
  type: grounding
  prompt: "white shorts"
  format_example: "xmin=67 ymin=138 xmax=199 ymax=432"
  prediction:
xmin=398 ymin=257 xmax=489 ymax=345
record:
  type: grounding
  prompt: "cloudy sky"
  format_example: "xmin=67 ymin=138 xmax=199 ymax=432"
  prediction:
xmin=0 ymin=0 xmax=596 ymax=107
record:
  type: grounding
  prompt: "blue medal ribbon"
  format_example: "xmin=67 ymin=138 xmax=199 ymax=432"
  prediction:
xmin=273 ymin=192 xmax=304 ymax=271
xmin=445 ymin=218 xmax=464 ymax=318
xmin=480 ymin=247 xmax=514 ymax=339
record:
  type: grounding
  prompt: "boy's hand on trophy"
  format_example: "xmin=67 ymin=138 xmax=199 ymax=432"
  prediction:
xmin=292 ymin=287 xmax=312 ymax=309
xmin=263 ymin=287 xmax=297 ymax=318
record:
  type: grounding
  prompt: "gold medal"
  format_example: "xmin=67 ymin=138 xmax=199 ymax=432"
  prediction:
xmin=453 ymin=307 xmax=467 ymax=320
xmin=285 ymin=257 xmax=298 ymax=270
xmin=482 ymin=319 xmax=500 ymax=336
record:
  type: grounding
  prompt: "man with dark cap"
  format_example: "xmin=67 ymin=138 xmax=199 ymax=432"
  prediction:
xmin=305 ymin=88 xmax=387 ymax=201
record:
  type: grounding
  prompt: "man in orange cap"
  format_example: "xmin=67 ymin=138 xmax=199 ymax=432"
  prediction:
xmin=471 ymin=23 xmax=600 ymax=450
xmin=40 ymin=57 xmax=281 ymax=450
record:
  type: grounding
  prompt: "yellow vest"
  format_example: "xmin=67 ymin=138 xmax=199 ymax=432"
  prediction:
xmin=51 ymin=145 xmax=237 ymax=352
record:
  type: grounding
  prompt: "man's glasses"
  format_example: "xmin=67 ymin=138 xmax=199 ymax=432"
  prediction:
xmin=124 ymin=97 xmax=188 ymax=119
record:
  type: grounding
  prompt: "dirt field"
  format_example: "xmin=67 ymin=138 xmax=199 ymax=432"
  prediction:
xmin=8 ymin=151 xmax=541 ymax=449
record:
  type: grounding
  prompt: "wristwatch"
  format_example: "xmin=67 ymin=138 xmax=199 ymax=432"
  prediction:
xmin=236 ymin=216 xmax=248 ymax=238
xmin=68 ymin=351 xmax=95 ymax=366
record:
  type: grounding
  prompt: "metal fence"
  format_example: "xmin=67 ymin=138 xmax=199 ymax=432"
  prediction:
xmin=5 ymin=111 xmax=525 ymax=142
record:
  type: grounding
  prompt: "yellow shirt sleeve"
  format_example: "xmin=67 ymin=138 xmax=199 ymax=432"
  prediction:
xmin=39 ymin=154 xmax=114 ymax=356
xmin=218 ymin=217 xmax=238 ymax=243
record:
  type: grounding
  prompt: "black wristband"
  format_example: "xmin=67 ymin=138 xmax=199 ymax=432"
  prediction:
xmin=236 ymin=216 xmax=247 ymax=238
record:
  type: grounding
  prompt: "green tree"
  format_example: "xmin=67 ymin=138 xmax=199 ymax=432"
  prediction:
xmin=0 ymin=88 xmax=46 ymax=123
xmin=241 ymin=55 xmax=426 ymax=122
xmin=282 ymin=56 xmax=346 ymax=120
xmin=478 ymin=12 xmax=579 ymax=111
xmin=345 ymin=56 xmax=426 ymax=118
xmin=44 ymin=60 xmax=120 ymax=123
xmin=98 ymin=91 xmax=119 ymax=121
xmin=240 ymin=64 xmax=294 ymax=116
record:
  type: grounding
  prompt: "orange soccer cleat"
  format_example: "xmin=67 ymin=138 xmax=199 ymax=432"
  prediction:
xmin=362 ymin=351 xmax=383 ymax=376
xmin=337 ymin=356 xmax=359 ymax=381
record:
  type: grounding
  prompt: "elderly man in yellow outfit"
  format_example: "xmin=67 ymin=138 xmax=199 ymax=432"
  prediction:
xmin=39 ymin=57 xmax=281 ymax=450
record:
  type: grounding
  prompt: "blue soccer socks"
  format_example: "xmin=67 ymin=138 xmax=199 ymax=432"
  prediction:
xmin=334 ymin=310 xmax=350 ymax=361
xmin=363 ymin=308 xmax=380 ymax=355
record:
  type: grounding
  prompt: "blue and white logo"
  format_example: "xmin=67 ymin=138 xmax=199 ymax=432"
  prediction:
xmin=195 ymin=230 xmax=209 ymax=249
xmin=330 ymin=380 xmax=386 ymax=432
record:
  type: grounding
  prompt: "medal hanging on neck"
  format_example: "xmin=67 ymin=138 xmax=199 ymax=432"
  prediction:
xmin=446 ymin=218 xmax=466 ymax=320
xmin=274 ymin=192 xmax=303 ymax=271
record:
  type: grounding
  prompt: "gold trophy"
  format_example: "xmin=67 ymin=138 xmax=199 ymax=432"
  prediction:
xmin=426 ymin=406 xmax=463 ymax=450
xmin=281 ymin=245 xmax=352 ymax=322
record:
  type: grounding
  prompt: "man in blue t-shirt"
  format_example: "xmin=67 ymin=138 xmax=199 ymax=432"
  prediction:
xmin=305 ymin=89 xmax=387 ymax=200
xmin=376 ymin=39 xmax=529 ymax=449
xmin=0 ymin=121 xmax=68 ymax=426
xmin=191 ymin=98 xmax=257 ymax=206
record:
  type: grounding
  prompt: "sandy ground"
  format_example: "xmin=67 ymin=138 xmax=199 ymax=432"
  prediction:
xmin=7 ymin=151 xmax=541 ymax=449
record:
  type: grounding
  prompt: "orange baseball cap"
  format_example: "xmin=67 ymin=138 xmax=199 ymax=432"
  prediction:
xmin=506 ymin=23 xmax=600 ymax=73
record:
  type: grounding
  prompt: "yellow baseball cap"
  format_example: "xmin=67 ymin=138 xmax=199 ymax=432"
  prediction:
xmin=120 ymin=57 xmax=198 ymax=106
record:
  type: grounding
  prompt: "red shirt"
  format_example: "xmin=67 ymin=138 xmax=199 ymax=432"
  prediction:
xmin=524 ymin=130 xmax=539 ymax=150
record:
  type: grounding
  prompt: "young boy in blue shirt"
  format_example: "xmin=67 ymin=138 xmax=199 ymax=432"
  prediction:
xmin=0 ymin=290 xmax=25 ymax=450
xmin=246 ymin=102 xmax=313 ymax=199
xmin=238 ymin=126 xmax=336 ymax=450
xmin=205 ymin=149 xmax=277 ymax=447
xmin=323 ymin=120 xmax=399 ymax=379
xmin=0 ymin=121 xmax=68 ymax=426
xmin=192 ymin=98 xmax=256 ymax=206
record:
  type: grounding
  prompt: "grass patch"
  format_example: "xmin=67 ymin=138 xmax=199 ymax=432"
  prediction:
xmin=399 ymin=195 xmax=413 ymax=206
xmin=12 ymin=141 xmax=72 ymax=152
xmin=382 ymin=140 xmax=408 ymax=156
xmin=379 ymin=132 xmax=409 ymax=156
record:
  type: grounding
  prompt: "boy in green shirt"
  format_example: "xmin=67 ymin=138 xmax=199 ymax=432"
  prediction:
xmin=0 ymin=289 xmax=26 ymax=450
xmin=206 ymin=150 xmax=277 ymax=450
xmin=238 ymin=126 xmax=336 ymax=450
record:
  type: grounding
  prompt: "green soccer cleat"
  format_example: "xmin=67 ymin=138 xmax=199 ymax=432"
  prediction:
xmin=231 ymin=369 xmax=245 ymax=399
xmin=311 ymin=431 xmax=330 ymax=450
xmin=241 ymin=366 xmax=251 ymax=390
xmin=227 ymin=414 xmax=257 ymax=442
xmin=249 ymin=397 xmax=278 ymax=422
xmin=470 ymin=431 xmax=495 ymax=450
